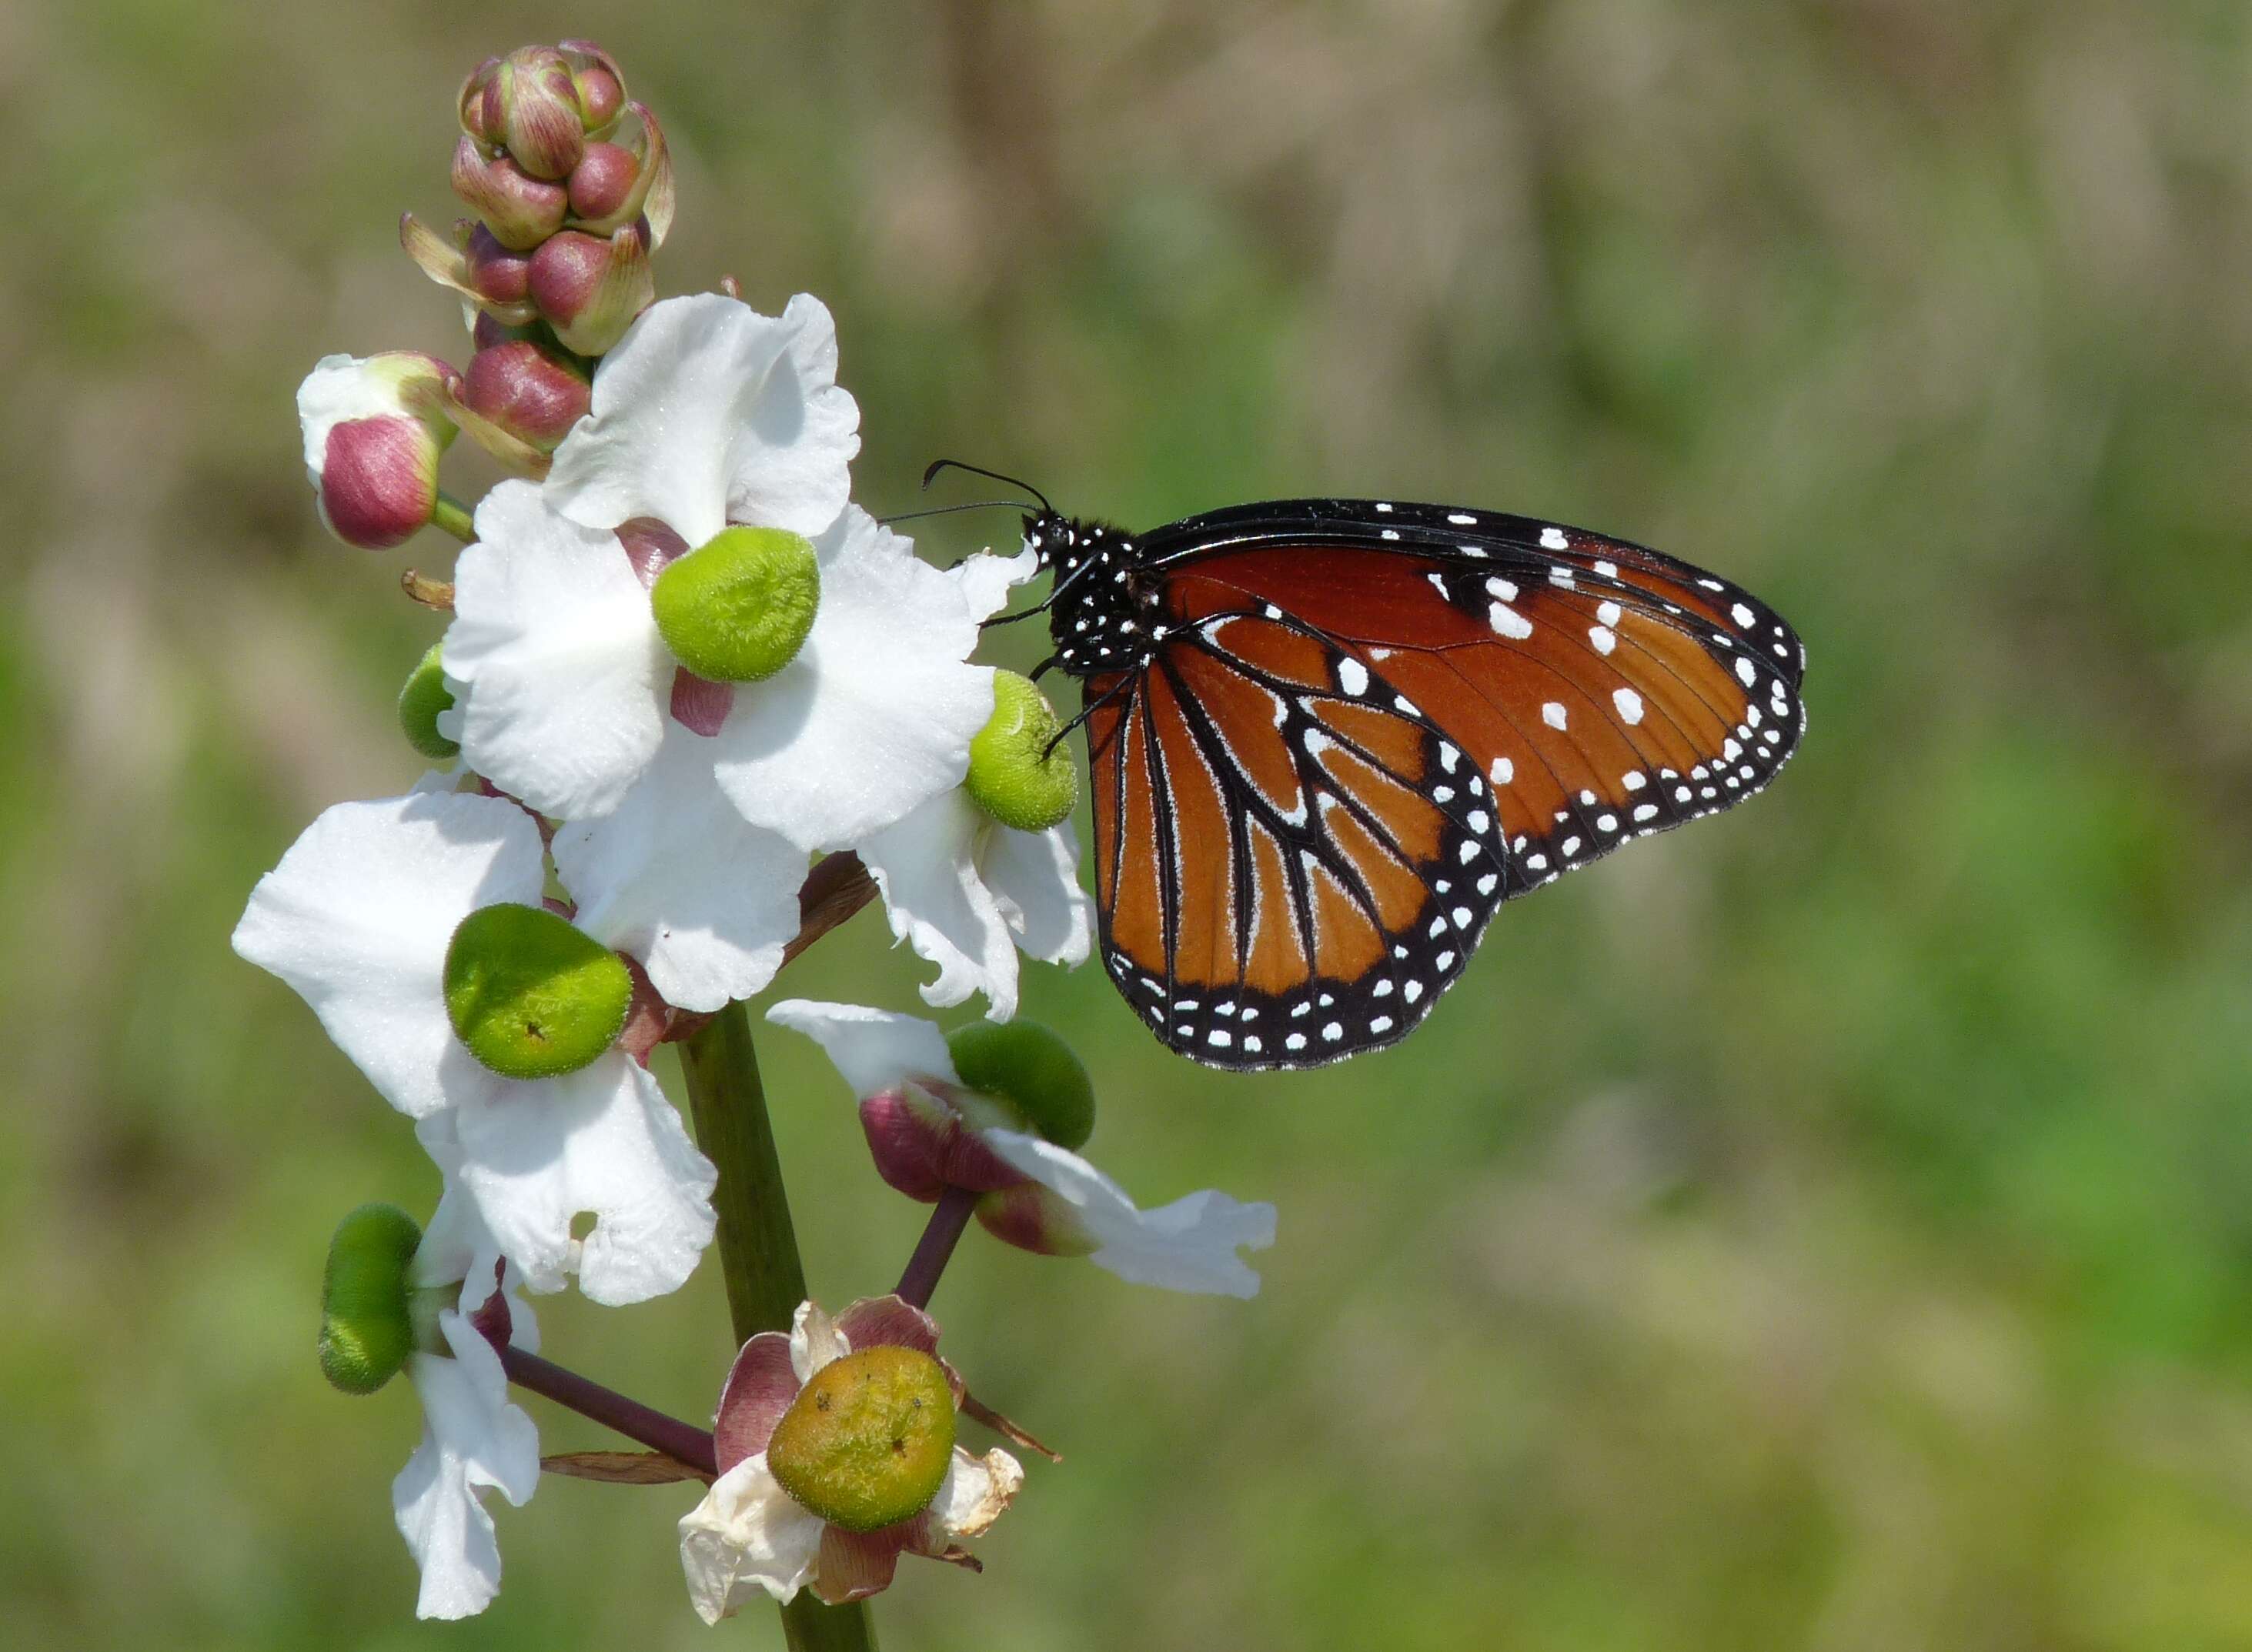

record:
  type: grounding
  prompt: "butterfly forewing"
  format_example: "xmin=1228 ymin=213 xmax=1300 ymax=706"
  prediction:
xmin=1063 ymin=499 xmax=1806 ymax=1070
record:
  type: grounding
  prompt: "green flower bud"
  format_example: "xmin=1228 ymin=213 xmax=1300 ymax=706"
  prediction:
xmin=398 ymin=642 xmax=459 ymax=760
xmin=443 ymin=903 xmax=631 ymax=1080
xmin=649 ymin=527 xmax=820 ymax=683
xmin=947 ymin=1019 xmax=1095 ymax=1150
xmin=964 ymin=671 xmax=1077 ymax=832
xmin=319 ymin=1203 xmax=423 ymax=1394
xmin=767 ymin=1347 xmax=957 ymax=1532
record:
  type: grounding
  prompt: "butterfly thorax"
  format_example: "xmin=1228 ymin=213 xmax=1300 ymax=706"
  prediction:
xmin=1027 ymin=512 xmax=1165 ymax=679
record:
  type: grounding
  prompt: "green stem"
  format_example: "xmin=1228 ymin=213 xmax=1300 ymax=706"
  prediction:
xmin=678 ymin=1003 xmax=879 ymax=1652
xmin=429 ymin=490 xmax=476 ymax=542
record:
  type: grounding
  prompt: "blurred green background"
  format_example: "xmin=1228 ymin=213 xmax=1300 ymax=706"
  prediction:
xmin=8 ymin=0 xmax=2252 ymax=1647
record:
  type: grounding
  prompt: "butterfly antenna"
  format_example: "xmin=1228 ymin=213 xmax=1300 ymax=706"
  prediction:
xmin=880 ymin=499 xmax=1038 ymax=526
xmin=922 ymin=458 xmax=1054 ymax=516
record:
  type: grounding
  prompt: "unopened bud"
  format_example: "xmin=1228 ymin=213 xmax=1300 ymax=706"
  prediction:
xmin=401 ymin=214 xmax=537 ymax=328
xmin=947 ymin=1020 xmax=1095 ymax=1150
xmin=319 ymin=1203 xmax=423 ymax=1394
xmin=297 ymin=352 xmax=459 ymax=549
xmin=453 ymin=138 xmax=569 ymax=252
xmin=974 ymin=1182 xmax=1098 ymax=1259
xmin=767 ymin=1347 xmax=957 ymax=1531
xmin=398 ymin=642 xmax=460 ymax=760
xmin=650 ymin=526 xmax=820 ymax=682
xmin=964 ymin=672 xmax=1078 ymax=832
xmin=859 ymin=1083 xmax=1025 ymax=1202
xmin=561 ymin=40 xmax=627 ymax=131
xmin=493 ymin=47 xmax=586 ymax=181
xmin=463 ymin=337 xmax=591 ymax=454
xmin=564 ymin=104 xmax=670 ymax=238
xmin=460 ymin=224 xmax=533 ymax=306
xmin=529 ymin=222 xmax=653 ymax=355
xmin=443 ymin=903 xmax=632 ymax=1080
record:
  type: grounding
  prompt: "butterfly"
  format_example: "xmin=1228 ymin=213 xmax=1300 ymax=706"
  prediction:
xmin=941 ymin=466 xmax=1808 ymax=1071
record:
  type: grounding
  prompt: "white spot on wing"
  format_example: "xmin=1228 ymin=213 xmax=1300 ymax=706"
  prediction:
xmin=1542 ymin=701 xmax=1568 ymax=729
xmin=1612 ymin=687 xmax=1644 ymax=724
xmin=1539 ymin=527 xmax=1569 ymax=550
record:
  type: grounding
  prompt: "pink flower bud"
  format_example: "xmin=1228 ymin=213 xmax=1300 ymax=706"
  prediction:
xmin=974 ymin=1183 xmax=1099 ymax=1258
xmin=859 ymin=1087 xmax=1027 ymax=1203
xmin=458 ymin=55 xmax=503 ymax=143
xmin=463 ymin=225 xmax=533 ymax=305
xmin=495 ymin=47 xmax=586 ymax=180
xmin=567 ymin=142 xmax=638 ymax=223
xmin=399 ymin=213 xmax=538 ymax=327
xmin=462 ymin=338 xmax=591 ymax=453
xmin=452 ymin=137 xmax=570 ymax=252
xmin=528 ymin=222 xmax=653 ymax=355
xmin=560 ymin=39 xmax=627 ymax=130
xmin=296 ymin=352 xmax=460 ymax=550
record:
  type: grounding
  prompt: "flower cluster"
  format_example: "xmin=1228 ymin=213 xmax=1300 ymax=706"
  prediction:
xmin=242 ymin=39 xmax=1275 ymax=1630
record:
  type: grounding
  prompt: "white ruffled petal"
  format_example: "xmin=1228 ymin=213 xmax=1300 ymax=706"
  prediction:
xmin=712 ymin=508 xmax=994 ymax=852
xmin=789 ymin=1299 xmax=850 ymax=1382
xmin=857 ymin=790 xmax=1021 ymax=1017
xmin=766 ymin=1000 xmax=961 ymax=1099
xmin=394 ymin=1310 xmax=540 ymax=1620
xmin=677 ymin=1455 xmax=827 ymax=1620
xmin=546 ymin=293 xmax=860 ymax=546
xmin=981 ymin=818 xmax=1094 ymax=971
xmin=444 ymin=480 xmax=671 ymax=819
xmin=949 ymin=545 xmax=1041 ymax=626
xmin=551 ymin=726 xmax=804 ymax=1013
xmin=448 ymin=1054 xmax=717 ymax=1305
xmin=927 ymin=1446 xmax=1024 ymax=1541
xmin=981 ymin=1127 xmax=1277 ymax=1298
xmin=232 ymin=791 xmax=542 ymax=1120
xmin=413 ymin=1117 xmax=543 ymax=1355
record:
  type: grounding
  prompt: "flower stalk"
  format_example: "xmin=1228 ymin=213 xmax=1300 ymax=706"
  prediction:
xmin=894 ymin=1186 xmax=977 ymax=1310
xmin=497 ymin=1343 xmax=716 ymax=1477
xmin=676 ymin=1003 xmax=879 ymax=1652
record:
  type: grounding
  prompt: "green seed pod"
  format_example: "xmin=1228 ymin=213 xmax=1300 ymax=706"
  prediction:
xmin=947 ymin=1019 xmax=1095 ymax=1150
xmin=398 ymin=642 xmax=460 ymax=761
xmin=319 ymin=1203 xmax=424 ymax=1395
xmin=964 ymin=671 xmax=1077 ymax=832
xmin=649 ymin=526 xmax=821 ymax=682
xmin=767 ymin=1347 xmax=957 ymax=1532
xmin=443 ymin=903 xmax=632 ymax=1080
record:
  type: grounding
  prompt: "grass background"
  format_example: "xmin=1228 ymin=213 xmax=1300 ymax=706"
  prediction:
xmin=8 ymin=1 xmax=2252 ymax=1647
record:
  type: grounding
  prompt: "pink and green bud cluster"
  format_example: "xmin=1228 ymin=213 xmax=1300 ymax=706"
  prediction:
xmin=298 ymin=352 xmax=461 ymax=549
xmin=406 ymin=41 xmax=671 ymax=372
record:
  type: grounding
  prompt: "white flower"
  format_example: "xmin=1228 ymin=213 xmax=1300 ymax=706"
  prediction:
xmin=678 ymin=1297 xmax=1021 ymax=1617
xmin=767 ymin=1001 xmax=1278 ymax=1297
xmin=393 ymin=1183 xmax=540 ymax=1620
xmin=852 ymin=549 xmax=1088 ymax=1020
xmin=231 ymin=786 xmax=717 ymax=1303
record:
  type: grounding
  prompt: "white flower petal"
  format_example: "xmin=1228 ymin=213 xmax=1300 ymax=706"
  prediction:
xmin=232 ymin=791 xmax=542 ymax=1120
xmin=950 ymin=545 xmax=1041 ymax=626
xmin=546 ymin=293 xmax=860 ymax=546
xmin=445 ymin=480 xmax=671 ymax=819
xmin=981 ymin=1127 xmax=1277 ymax=1298
xmin=678 ymin=1455 xmax=826 ymax=1621
xmin=551 ymin=726 xmax=804 ymax=1012
xmin=766 ymin=1000 xmax=961 ymax=1099
xmin=713 ymin=508 xmax=994 ymax=851
xmin=449 ymin=1054 xmax=717 ymax=1305
xmin=394 ymin=1309 xmax=540 ymax=1620
xmin=857 ymin=790 xmax=1022 ymax=1017
xmin=413 ymin=1116 xmax=541 ymax=1355
xmin=927 ymin=1447 xmax=1024 ymax=1541
xmin=982 ymin=819 xmax=1094 ymax=971
xmin=789 ymin=1299 xmax=850 ymax=1382
xmin=298 ymin=354 xmax=400 ymax=484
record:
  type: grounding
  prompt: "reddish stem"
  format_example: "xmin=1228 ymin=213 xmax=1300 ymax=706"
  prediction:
xmin=894 ymin=1185 xmax=979 ymax=1310
xmin=498 ymin=1343 xmax=717 ymax=1478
